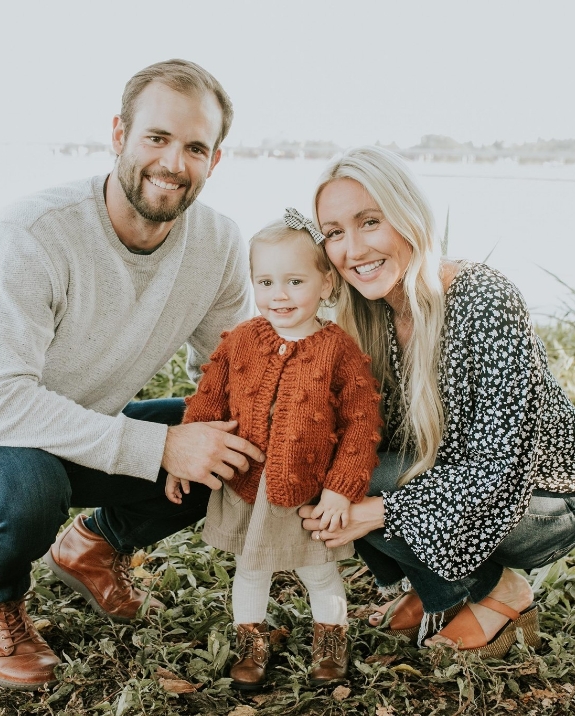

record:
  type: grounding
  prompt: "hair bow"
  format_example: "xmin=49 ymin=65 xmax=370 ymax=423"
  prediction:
xmin=284 ymin=207 xmax=325 ymax=244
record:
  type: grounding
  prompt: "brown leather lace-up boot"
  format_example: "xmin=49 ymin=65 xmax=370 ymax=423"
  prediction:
xmin=0 ymin=596 xmax=60 ymax=690
xmin=309 ymin=622 xmax=349 ymax=684
xmin=230 ymin=621 xmax=270 ymax=691
xmin=44 ymin=514 xmax=164 ymax=622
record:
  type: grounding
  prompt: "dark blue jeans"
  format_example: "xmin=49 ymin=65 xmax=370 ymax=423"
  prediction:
xmin=356 ymin=452 xmax=575 ymax=613
xmin=0 ymin=399 xmax=210 ymax=603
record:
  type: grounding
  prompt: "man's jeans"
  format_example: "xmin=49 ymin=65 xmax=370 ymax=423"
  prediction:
xmin=0 ymin=399 xmax=210 ymax=603
xmin=356 ymin=452 xmax=575 ymax=613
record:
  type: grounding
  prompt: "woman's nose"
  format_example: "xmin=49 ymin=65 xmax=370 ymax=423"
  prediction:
xmin=346 ymin=230 xmax=368 ymax=260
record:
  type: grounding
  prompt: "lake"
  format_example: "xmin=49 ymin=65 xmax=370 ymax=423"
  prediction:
xmin=1 ymin=144 xmax=574 ymax=320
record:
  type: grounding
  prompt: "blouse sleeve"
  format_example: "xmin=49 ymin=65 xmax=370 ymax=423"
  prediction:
xmin=323 ymin=336 xmax=382 ymax=502
xmin=182 ymin=333 xmax=232 ymax=424
xmin=382 ymin=268 xmax=544 ymax=581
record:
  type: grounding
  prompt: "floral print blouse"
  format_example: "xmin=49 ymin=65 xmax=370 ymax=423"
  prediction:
xmin=381 ymin=262 xmax=575 ymax=581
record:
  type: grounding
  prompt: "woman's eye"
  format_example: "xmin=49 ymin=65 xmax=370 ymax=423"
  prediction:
xmin=326 ymin=229 xmax=343 ymax=241
xmin=364 ymin=218 xmax=380 ymax=227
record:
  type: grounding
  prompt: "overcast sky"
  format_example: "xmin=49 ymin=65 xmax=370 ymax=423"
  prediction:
xmin=2 ymin=0 xmax=574 ymax=148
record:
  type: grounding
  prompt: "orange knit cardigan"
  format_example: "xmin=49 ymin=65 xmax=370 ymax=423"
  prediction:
xmin=182 ymin=316 xmax=382 ymax=507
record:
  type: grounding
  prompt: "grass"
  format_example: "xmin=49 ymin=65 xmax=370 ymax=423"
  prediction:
xmin=2 ymin=328 xmax=575 ymax=716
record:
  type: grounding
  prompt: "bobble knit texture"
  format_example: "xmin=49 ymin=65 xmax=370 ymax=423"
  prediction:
xmin=183 ymin=317 xmax=382 ymax=507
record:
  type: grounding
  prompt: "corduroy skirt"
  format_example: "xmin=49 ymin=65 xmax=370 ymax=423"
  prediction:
xmin=201 ymin=471 xmax=354 ymax=571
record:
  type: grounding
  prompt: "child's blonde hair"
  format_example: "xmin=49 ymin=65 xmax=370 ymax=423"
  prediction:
xmin=249 ymin=220 xmax=339 ymax=307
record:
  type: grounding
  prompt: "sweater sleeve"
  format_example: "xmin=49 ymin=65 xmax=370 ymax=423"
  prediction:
xmin=382 ymin=271 xmax=543 ymax=580
xmin=0 ymin=225 xmax=167 ymax=480
xmin=182 ymin=335 xmax=232 ymax=424
xmin=323 ymin=337 xmax=382 ymax=502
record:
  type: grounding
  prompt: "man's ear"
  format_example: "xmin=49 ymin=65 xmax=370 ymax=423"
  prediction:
xmin=207 ymin=147 xmax=222 ymax=178
xmin=111 ymin=115 xmax=125 ymax=156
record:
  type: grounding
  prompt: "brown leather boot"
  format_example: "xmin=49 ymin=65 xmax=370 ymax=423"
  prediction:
xmin=44 ymin=514 xmax=164 ymax=622
xmin=230 ymin=622 xmax=270 ymax=691
xmin=0 ymin=596 xmax=60 ymax=691
xmin=309 ymin=622 xmax=349 ymax=684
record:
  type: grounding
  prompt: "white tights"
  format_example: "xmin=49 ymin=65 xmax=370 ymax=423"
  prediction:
xmin=232 ymin=554 xmax=347 ymax=625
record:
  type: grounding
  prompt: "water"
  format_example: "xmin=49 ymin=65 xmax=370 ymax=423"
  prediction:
xmin=2 ymin=144 xmax=575 ymax=319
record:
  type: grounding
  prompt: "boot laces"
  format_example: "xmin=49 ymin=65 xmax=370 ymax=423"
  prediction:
xmin=238 ymin=628 xmax=269 ymax=660
xmin=112 ymin=553 xmax=134 ymax=588
xmin=1 ymin=594 xmax=36 ymax=647
xmin=315 ymin=629 xmax=342 ymax=661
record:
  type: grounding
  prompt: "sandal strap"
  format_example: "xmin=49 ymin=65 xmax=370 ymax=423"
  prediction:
xmin=438 ymin=603 xmax=486 ymax=646
xmin=477 ymin=596 xmax=520 ymax=621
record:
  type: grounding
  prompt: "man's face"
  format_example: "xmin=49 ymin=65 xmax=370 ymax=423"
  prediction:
xmin=113 ymin=82 xmax=222 ymax=222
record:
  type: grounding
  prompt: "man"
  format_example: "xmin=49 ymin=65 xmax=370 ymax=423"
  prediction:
xmin=0 ymin=59 xmax=264 ymax=691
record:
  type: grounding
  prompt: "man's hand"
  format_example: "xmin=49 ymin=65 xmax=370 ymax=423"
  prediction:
xmin=162 ymin=420 xmax=265 ymax=490
xmin=310 ymin=488 xmax=351 ymax=531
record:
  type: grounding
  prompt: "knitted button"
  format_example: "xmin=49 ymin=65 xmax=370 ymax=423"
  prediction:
xmin=278 ymin=344 xmax=287 ymax=355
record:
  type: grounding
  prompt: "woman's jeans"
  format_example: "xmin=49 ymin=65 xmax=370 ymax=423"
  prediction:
xmin=356 ymin=452 xmax=575 ymax=613
xmin=0 ymin=399 xmax=211 ymax=603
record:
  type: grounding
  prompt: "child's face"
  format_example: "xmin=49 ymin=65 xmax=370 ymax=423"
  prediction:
xmin=252 ymin=237 xmax=333 ymax=337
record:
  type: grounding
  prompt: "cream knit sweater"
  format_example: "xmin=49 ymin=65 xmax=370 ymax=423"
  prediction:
xmin=0 ymin=175 xmax=251 ymax=481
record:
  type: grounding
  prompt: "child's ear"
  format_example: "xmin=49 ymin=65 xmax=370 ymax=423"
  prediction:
xmin=320 ymin=270 xmax=334 ymax=300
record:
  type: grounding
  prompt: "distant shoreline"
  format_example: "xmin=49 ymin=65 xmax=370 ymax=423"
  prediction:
xmin=3 ymin=134 xmax=575 ymax=165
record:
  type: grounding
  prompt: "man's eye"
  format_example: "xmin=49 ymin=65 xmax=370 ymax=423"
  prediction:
xmin=149 ymin=136 xmax=164 ymax=143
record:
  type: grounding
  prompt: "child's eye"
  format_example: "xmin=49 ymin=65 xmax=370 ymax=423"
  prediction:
xmin=289 ymin=279 xmax=302 ymax=286
xmin=259 ymin=280 xmax=272 ymax=287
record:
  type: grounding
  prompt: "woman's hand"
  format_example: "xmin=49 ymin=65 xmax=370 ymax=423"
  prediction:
xmin=299 ymin=495 xmax=385 ymax=547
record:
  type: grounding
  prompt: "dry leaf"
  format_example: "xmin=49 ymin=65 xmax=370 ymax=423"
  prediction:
xmin=531 ymin=688 xmax=559 ymax=701
xmin=562 ymin=683 xmax=575 ymax=694
xmin=375 ymin=706 xmax=395 ymax=716
xmin=228 ymin=707 xmax=256 ymax=716
xmin=391 ymin=664 xmax=423 ymax=677
xmin=131 ymin=549 xmax=148 ymax=567
xmin=158 ymin=677 xmax=202 ymax=694
xmin=332 ymin=685 xmax=351 ymax=701
xmin=155 ymin=667 xmax=179 ymax=680
xmin=499 ymin=700 xmax=518 ymax=712
xmin=33 ymin=619 xmax=52 ymax=631
xmin=270 ymin=626 xmax=290 ymax=644
xmin=347 ymin=565 xmax=370 ymax=582
xmin=365 ymin=654 xmax=398 ymax=666
xmin=251 ymin=694 xmax=273 ymax=706
xmin=133 ymin=566 xmax=154 ymax=579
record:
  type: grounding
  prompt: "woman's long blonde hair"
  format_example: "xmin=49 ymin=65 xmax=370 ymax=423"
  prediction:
xmin=313 ymin=146 xmax=445 ymax=484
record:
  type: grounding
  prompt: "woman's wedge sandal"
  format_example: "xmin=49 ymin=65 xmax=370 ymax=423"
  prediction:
xmin=368 ymin=591 xmax=463 ymax=642
xmin=429 ymin=596 xmax=541 ymax=658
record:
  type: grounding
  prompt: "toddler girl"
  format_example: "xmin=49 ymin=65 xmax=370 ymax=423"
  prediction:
xmin=166 ymin=209 xmax=381 ymax=689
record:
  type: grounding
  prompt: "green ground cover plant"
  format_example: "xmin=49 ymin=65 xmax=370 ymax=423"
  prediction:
xmin=2 ymin=323 xmax=575 ymax=716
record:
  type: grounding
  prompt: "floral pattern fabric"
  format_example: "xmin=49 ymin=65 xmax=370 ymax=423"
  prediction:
xmin=382 ymin=262 xmax=575 ymax=581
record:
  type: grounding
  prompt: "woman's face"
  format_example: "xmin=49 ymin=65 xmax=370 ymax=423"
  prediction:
xmin=317 ymin=178 xmax=412 ymax=305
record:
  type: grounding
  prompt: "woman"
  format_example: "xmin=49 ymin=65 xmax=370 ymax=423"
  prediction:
xmin=299 ymin=145 xmax=575 ymax=657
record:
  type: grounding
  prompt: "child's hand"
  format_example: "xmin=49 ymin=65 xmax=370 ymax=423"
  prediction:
xmin=310 ymin=489 xmax=351 ymax=531
xmin=165 ymin=473 xmax=191 ymax=504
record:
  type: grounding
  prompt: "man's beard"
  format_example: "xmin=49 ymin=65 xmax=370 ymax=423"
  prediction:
xmin=117 ymin=153 xmax=204 ymax=222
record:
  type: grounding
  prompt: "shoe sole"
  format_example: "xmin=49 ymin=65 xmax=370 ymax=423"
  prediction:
xmin=0 ymin=676 xmax=58 ymax=691
xmin=43 ymin=551 xmax=132 ymax=624
xmin=230 ymin=680 xmax=266 ymax=691
xmin=467 ymin=605 xmax=541 ymax=659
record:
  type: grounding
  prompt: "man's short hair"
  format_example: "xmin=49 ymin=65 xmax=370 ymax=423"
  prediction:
xmin=120 ymin=59 xmax=233 ymax=149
